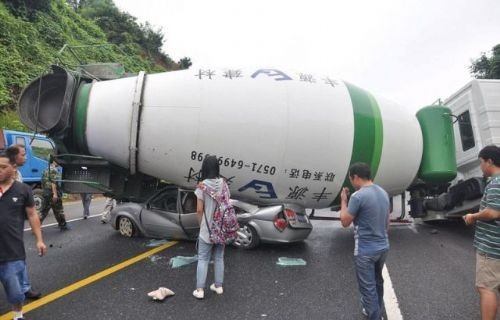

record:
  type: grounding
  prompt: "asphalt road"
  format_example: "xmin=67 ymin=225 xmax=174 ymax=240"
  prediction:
xmin=0 ymin=203 xmax=480 ymax=320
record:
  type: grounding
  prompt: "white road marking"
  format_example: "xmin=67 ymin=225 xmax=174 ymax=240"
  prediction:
xmin=24 ymin=213 xmax=102 ymax=232
xmin=408 ymin=224 xmax=419 ymax=234
xmin=383 ymin=265 xmax=404 ymax=319
xmin=26 ymin=210 xmax=404 ymax=319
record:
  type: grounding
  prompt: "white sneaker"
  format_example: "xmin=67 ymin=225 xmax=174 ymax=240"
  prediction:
xmin=193 ymin=289 xmax=204 ymax=299
xmin=210 ymin=283 xmax=223 ymax=295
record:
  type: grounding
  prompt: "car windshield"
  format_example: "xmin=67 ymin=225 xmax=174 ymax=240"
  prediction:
xmin=149 ymin=189 xmax=178 ymax=212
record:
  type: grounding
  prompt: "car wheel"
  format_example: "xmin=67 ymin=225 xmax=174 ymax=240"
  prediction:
xmin=234 ymin=224 xmax=259 ymax=249
xmin=33 ymin=189 xmax=45 ymax=212
xmin=118 ymin=216 xmax=136 ymax=238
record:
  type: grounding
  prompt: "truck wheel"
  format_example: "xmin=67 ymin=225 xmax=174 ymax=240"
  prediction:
xmin=233 ymin=224 xmax=259 ymax=249
xmin=33 ymin=189 xmax=45 ymax=212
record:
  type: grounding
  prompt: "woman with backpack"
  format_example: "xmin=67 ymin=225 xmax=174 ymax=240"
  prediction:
xmin=193 ymin=155 xmax=231 ymax=299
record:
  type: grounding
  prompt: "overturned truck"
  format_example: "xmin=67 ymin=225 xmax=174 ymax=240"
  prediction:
xmin=17 ymin=63 xmax=497 ymax=220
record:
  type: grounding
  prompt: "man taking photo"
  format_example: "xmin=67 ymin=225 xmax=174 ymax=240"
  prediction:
xmin=340 ymin=162 xmax=390 ymax=320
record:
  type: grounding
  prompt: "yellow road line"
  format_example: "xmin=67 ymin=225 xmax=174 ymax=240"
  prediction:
xmin=0 ymin=241 xmax=178 ymax=320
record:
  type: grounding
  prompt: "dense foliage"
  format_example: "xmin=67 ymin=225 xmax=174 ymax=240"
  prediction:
xmin=0 ymin=0 xmax=191 ymax=129
xmin=470 ymin=44 xmax=500 ymax=79
xmin=76 ymin=0 xmax=191 ymax=70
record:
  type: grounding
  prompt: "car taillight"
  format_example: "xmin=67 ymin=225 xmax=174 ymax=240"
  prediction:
xmin=284 ymin=209 xmax=297 ymax=221
xmin=274 ymin=216 xmax=288 ymax=232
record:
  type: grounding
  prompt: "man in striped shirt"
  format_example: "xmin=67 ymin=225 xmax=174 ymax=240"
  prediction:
xmin=464 ymin=145 xmax=500 ymax=320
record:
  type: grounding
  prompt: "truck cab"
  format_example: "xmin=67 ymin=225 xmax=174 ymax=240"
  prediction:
xmin=1 ymin=128 xmax=56 ymax=209
xmin=449 ymin=80 xmax=500 ymax=182
xmin=408 ymin=79 xmax=500 ymax=220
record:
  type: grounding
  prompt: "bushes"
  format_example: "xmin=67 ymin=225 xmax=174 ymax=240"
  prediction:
xmin=0 ymin=0 xmax=188 ymax=119
xmin=0 ymin=109 xmax=27 ymax=131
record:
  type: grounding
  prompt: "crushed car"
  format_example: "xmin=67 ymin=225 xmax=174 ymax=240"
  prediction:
xmin=108 ymin=185 xmax=312 ymax=249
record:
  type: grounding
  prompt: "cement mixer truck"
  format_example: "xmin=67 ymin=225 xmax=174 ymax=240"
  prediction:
xmin=16 ymin=63 xmax=498 ymax=221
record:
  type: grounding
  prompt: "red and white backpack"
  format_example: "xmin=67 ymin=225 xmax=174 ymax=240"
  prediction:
xmin=199 ymin=181 xmax=239 ymax=244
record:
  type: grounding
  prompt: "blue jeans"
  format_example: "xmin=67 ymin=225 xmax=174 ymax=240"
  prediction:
xmin=354 ymin=249 xmax=388 ymax=320
xmin=196 ymin=239 xmax=224 ymax=289
xmin=0 ymin=260 xmax=26 ymax=305
xmin=20 ymin=266 xmax=31 ymax=293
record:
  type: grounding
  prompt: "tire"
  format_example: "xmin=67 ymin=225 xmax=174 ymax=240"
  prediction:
xmin=33 ymin=189 xmax=45 ymax=212
xmin=118 ymin=216 xmax=136 ymax=238
xmin=233 ymin=224 xmax=260 ymax=249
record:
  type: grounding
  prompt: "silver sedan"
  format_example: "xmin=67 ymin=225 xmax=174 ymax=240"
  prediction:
xmin=109 ymin=186 xmax=313 ymax=249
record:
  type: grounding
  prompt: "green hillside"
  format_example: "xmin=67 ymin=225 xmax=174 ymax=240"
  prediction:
xmin=0 ymin=0 xmax=191 ymax=131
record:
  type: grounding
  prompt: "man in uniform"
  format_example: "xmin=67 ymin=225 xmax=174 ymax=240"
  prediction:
xmin=40 ymin=158 xmax=69 ymax=230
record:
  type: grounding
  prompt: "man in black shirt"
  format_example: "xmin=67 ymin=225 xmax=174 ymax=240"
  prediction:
xmin=0 ymin=153 xmax=46 ymax=320
xmin=6 ymin=144 xmax=42 ymax=300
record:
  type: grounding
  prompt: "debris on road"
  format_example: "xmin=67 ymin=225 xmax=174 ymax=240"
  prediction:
xmin=276 ymin=257 xmax=307 ymax=266
xmin=169 ymin=255 xmax=198 ymax=268
xmin=145 ymin=239 xmax=169 ymax=247
xmin=147 ymin=287 xmax=175 ymax=301
xmin=149 ymin=255 xmax=164 ymax=263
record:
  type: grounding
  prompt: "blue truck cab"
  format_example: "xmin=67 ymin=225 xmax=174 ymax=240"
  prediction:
xmin=1 ymin=128 xmax=56 ymax=209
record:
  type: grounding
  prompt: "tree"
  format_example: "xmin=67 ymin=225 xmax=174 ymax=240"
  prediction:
xmin=4 ymin=0 xmax=52 ymax=19
xmin=78 ymin=0 xmax=186 ymax=70
xmin=470 ymin=44 xmax=500 ymax=79
xmin=178 ymin=57 xmax=192 ymax=69
xmin=66 ymin=0 xmax=80 ymax=10
xmin=139 ymin=22 xmax=164 ymax=57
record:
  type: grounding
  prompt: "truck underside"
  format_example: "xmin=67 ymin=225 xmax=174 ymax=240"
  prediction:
xmin=408 ymin=177 xmax=484 ymax=220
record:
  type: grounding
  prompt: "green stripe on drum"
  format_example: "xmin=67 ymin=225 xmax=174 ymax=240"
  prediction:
xmin=330 ymin=82 xmax=384 ymax=206
xmin=73 ymin=83 xmax=92 ymax=154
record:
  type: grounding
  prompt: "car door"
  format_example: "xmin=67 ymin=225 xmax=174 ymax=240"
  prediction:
xmin=178 ymin=190 xmax=200 ymax=238
xmin=140 ymin=188 xmax=185 ymax=239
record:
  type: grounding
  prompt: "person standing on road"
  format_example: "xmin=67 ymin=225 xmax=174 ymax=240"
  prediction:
xmin=5 ymin=145 xmax=43 ymax=300
xmin=193 ymin=155 xmax=227 ymax=299
xmin=5 ymin=144 xmax=26 ymax=183
xmin=0 ymin=152 xmax=47 ymax=320
xmin=80 ymin=193 xmax=92 ymax=219
xmin=464 ymin=145 xmax=500 ymax=320
xmin=100 ymin=197 xmax=116 ymax=224
xmin=340 ymin=162 xmax=390 ymax=320
xmin=40 ymin=158 xmax=69 ymax=230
